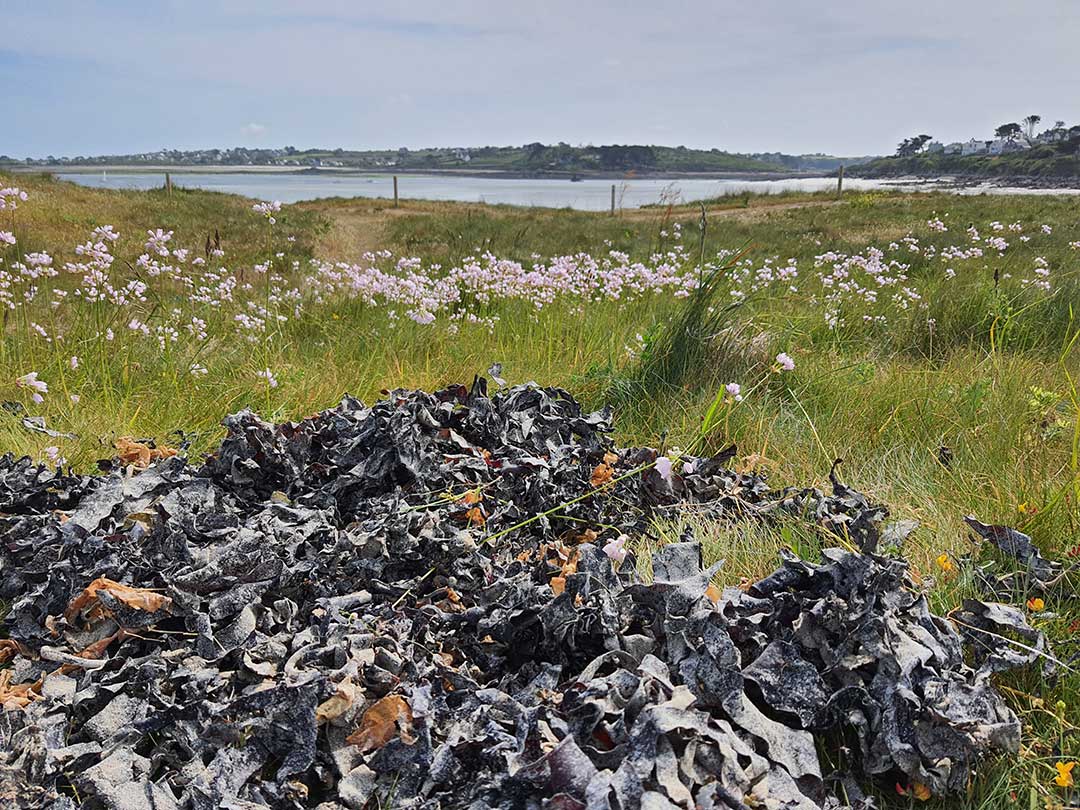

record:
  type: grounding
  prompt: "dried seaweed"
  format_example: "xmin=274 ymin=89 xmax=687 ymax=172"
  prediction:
xmin=0 ymin=379 xmax=1051 ymax=809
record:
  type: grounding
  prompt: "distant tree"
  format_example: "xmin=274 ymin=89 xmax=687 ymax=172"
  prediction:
xmin=994 ymin=123 xmax=1022 ymax=140
xmin=1023 ymin=115 xmax=1041 ymax=139
xmin=1054 ymin=120 xmax=1066 ymax=130
xmin=593 ymin=144 xmax=657 ymax=170
xmin=895 ymin=134 xmax=932 ymax=157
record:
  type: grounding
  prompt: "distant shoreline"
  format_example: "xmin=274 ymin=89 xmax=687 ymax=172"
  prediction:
xmin=851 ymin=170 xmax=1080 ymax=191
xmin=8 ymin=164 xmax=825 ymax=182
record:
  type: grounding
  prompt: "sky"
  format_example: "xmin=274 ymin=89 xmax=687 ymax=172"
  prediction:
xmin=4 ymin=0 xmax=1078 ymax=159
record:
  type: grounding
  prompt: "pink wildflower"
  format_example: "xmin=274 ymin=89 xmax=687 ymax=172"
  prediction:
xmin=256 ymin=368 xmax=279 ymax=388
xmin=16 ymin=371 xmax=47 ymax=396
xmin=603 ymin=534 xmax=629 ymax=565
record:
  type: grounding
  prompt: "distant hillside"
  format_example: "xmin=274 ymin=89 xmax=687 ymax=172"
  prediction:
xmin=748 ymin=152 xmax=878 ymax=171
xmin=2 ymin=143 xmax=863 ymax=177
xmin=852 ymin=138 xmax=1080 ymax=181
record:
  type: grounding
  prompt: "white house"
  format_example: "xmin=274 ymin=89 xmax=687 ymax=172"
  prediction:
xmin=925 ymin=141 xmax=945 ymax=154
xmin=960 ymin=138 xmax=987 ymax=156
xmin=943 ymin=142 xmax=964 ymax=155
xmin=1035 ymin=129 xmax=1068 ymax=144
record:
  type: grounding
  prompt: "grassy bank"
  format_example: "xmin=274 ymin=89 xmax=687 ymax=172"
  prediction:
xmin=0 ymin=172 xmax=1077 ymax=807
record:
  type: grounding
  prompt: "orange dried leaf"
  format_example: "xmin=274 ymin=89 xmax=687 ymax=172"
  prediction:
xmin=0 ymin=639 xmax=26 ymax=665
xmin=65 ymin=577 xmax=171 ymax=623
xmin=551 ymin=576 xmax=566 ymax=596
xmin=590 ymin=463 xmax=614 ymax=488
xmin=912 ymin=782 xmax=932 ymax=801
xmin=577 ymin=528 xmax=599 ymax=545
xmin=346 ymin=695 xmax=413 ymax=752
xmin=603 ymin=451 xmax=619 ymax=465
xmin=705 ymin=583 xmax=722 ymax=603
xmin=116 ymin=437 xmax=178 ymax=470
xmin=548 ymin=543 xmax=580 ymax=578
xmin=461 ymin=490 xmax=482 ymax=505
xmin=316 ymin=681 xmax=361 ymax=725
xmin=0 ymin=670 xmax=41 ymax=710
xmin=465 ymin=506 xmax=485 ymax=526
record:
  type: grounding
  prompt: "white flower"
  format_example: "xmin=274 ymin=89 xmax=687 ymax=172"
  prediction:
xmin=70 ymin=356 xmax=79 ymax=369
xmin=775 ymin=352 xmax=795 ymax=372
xmin=69 ymin=394 xmax=80 ymax=404
xmin=655 ymin=455 xmax=673 ymax=483
xmin=725 ymin=382 xmax=743 ymax=402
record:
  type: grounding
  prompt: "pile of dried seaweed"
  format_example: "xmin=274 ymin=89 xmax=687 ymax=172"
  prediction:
xmin=0 ymin=379 xmax=1050 ymax=809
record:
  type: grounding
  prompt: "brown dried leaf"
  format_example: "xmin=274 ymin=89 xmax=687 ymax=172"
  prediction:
xmin=316 ymin=680 xmax=361 ymax=725
xmin=575 ymin=528 xmax=599 ymax=545
xmin=345 ymin=694 xmax=413 ymax=752
xmin=116 ymin=437 xmax=178 ymax=470
xmin=590 ymin=463 xmax=613 ymax=488
xmin=64 ymin=577 xmax=171 ymax=623
xmin=0 ymin=670 xmax=41 ymax=710
xmin=465 ymin=506 xmax=485 ymax=526
xmin=912 ymin=782 xmax=932 ymax=801
xmin=0 ymin=639 xmax=26 ymax=665
xmin=550 ymin=576 xmax=566 ymax=596
xmin=57 ymin=631 xmax=124 ymax=676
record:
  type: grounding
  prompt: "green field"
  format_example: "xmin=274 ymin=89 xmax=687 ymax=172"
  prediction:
xmin=1 ymin=171 xmax=1077 ymax=807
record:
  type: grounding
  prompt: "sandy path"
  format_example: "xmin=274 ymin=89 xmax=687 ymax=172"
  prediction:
xmin=301 ymin=196 xmax=845 ymax=260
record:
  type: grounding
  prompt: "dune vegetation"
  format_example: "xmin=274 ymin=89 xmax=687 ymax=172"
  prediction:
xmin=1 ymin=171 xmax=1078 ymax=807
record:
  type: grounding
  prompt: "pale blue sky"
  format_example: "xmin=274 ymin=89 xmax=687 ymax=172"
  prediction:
xmin=4 ymin=1 xmax=1077 ymax=158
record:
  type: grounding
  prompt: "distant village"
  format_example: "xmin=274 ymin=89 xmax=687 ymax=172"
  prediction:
xmin=903 ymin=117 xmax=1080 ymax=158
xmin=2 ymin=146 xmax=443 ymax=169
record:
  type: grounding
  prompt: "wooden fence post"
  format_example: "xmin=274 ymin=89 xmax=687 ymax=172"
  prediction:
xmin=165 ymin=173 xmax=173 ymax=195
xmin=393 ymin=175 xmax=399 ymax=208
xmin=836 ymin=165 xmax=844 ymax=198
xmin=610 ymin=184 xmax=616 ymax=215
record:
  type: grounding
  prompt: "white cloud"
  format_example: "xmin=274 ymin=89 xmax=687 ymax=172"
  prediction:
xmin=4 ymin=1 xmax=1079 ymax=156
xmin=240 ymin=122 xmax=268 ymax=139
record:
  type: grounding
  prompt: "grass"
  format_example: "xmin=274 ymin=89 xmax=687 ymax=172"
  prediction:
xmin=1 ymin=171 xmax=1078 ymax=807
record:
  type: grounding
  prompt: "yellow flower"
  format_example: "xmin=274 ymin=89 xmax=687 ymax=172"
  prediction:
xmin=1027 ymin=597 xmax=1045 ymax=612
xmin=935 ymin=553 xmax=953 ymax=573
xmin=1055 ymin=761 xmax=1075 ymax=788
